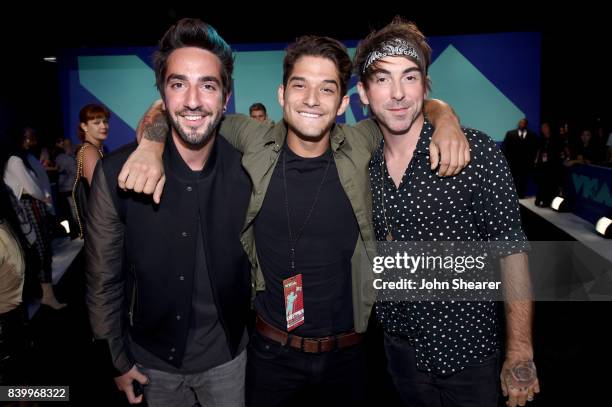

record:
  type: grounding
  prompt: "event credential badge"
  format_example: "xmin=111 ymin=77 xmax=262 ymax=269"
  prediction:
xmin=283 ymin=274 xmax=304 ymax=331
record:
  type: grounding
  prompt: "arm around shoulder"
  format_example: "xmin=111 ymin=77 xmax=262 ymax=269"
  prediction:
xmin=219 ymin=114 xmax=273 ymax=152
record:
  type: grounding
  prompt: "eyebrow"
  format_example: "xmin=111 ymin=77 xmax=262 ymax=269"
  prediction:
xmin=166 ymin=74 xmax=221 ymax=85
xmin=371 ymin=67 xmax=421 ymax=76
xmin=288 ymin=76 xmax=339 ymax=88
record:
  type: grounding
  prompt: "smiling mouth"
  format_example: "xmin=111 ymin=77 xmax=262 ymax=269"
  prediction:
xmin=182 ymin=115 xmax=204 ymax=121
xmin=298 ymin=111 xmax=323 ymax=119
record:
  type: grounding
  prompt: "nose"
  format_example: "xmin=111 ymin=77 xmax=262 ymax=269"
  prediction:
xmin=390 ymin=80 xmax=405 ymax=101
xmin=303 ymin=86 xmax=320 ymax=107
xmin=185 ymin=85 xmax=202 ymax=110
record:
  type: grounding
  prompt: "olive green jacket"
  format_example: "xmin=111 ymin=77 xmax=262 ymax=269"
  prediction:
xmin=219 ymin=115 xmax=381 ymax=333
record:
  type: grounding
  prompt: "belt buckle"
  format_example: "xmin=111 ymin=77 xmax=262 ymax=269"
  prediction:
xmin=294 ymin=335 xmax=305 ymax=352
xmin=305 ymin=337 xmax=323 ymax=353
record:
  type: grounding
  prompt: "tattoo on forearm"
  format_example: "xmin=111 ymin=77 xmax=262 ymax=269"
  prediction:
xmin=144 ymin=116 xmax=169 ymax=143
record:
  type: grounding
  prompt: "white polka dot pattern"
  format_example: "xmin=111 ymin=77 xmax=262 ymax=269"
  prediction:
xmin=369 ymin=120 xmax=528 ymax=375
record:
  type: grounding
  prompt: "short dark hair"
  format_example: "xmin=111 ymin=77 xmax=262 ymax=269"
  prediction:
xmin=353 ymin=16 xmax=431 ymax=91
xmin=249 ymin=102 xmax=267 ymax=114
xmin=78 ymin=104 xmax=110 ymax=141
xmin=283 ymin=36 xmax=352 ymax=97
xmin=154 ymin=18 xmax=234 ymax=100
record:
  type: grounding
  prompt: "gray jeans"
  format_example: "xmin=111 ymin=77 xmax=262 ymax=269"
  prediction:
xmin=138 ymin=350 xmax=246 ymax=407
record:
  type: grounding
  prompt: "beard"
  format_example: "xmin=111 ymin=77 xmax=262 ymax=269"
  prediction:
xmin=167 ymin=108 xmax=222 ymax=147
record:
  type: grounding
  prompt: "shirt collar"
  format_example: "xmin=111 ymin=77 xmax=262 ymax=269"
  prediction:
xmin=164 ymin=130 xmax=218 ymax=181
xmin=371 ymin=118 xmax=434 ymax=166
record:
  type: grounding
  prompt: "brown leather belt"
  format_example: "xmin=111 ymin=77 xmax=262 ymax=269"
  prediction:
xmin=255 ymin=315 xmax=363 ymax=353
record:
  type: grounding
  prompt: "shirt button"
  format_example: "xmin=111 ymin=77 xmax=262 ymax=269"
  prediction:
xmin=179 ymin=275 xmax=185 ymax=281
xmin=186 ymin=186 xmax=193 ymax=192
xmin=168 ymin=356 xmax=174 ymax=361
xmin=170 ymin=347 xmax=176 ymax=353
xmin=181 ymin=232 xmax=188 ymax=237
xmin=176 ymin=315 xmax=181 ymax=320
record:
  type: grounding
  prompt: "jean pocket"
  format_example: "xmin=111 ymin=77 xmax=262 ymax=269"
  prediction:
xmin=248 ymin=332 xmax=287 ymax=361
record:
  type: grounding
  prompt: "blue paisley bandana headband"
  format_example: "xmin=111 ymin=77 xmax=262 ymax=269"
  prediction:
xmin=362 ymin=38 xmax=426 ymax=74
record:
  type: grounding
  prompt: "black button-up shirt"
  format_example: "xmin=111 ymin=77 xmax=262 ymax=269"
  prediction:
xmin=129 ymin=135 xmax=244 ymax=373
xmin=369 ymin=119 xmax=528 ymax=375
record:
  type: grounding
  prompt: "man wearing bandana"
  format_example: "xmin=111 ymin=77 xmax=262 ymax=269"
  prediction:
xmin=354 ymin=17 xmax=539 ymax=407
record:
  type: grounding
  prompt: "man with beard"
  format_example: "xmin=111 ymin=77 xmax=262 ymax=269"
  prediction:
xmin=85 ymin=19 xmax=251 ymax=406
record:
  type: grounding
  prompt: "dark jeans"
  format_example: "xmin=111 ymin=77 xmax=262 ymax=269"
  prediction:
xmin=384 ymin=333 xmax=500 ymax=407
xmin=246 ymin=331 xmax=365 ymax=407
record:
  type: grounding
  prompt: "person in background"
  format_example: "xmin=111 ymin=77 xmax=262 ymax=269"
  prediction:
xmin=567 ymin=128 xmax=606 ymax=165
xmin=21 ymin=127 xmax=55 ymax=215
xmin=534 ymin=122 xmax=563 ymax=207
xmin=2 ymin=135 xmax=66 ymax=310
xmin=53 ymin=137 xmax=79 ymax=238
xmin=73 ymin=103 xmax=110 ymax=238
xmin=0 ymin=180 xmax=28 ymax=385
xmin=249 ymin=102 xmax=270 ymax=123
xmin=502 ymin=118 xmax=538 ymax=198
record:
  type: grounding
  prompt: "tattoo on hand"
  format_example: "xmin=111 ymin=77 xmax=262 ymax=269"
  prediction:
xmin=144 ymin=116 xmax=169 ymax=143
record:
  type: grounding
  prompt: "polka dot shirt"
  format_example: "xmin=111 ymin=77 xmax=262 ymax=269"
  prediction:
xmin=369 ymin=119 xmax=528 ymax=375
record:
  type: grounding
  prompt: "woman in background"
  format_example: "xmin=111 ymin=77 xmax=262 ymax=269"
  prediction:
xmin=73 ymin=103 xmax=110 ymax=238
xmin=2 ymin=135 xmax=66 ymax=310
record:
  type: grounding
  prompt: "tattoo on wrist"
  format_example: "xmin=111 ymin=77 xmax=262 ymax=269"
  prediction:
xmin=143 ymin=117 xmax=168 ymax=143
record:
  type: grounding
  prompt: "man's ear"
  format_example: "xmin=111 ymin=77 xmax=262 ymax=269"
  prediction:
xmin=277 ymin=84 xmax=285 ymax=109
xmin=357 ymin=81 xmax=370 ymax=106
xmin=336 ymin=95 xmax=350 ymax=117
xmin=223 ymin=91 xmax=232 ymax=112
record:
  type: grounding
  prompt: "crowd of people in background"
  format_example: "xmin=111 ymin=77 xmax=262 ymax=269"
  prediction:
xmin=502 ymin=117 xmax=611 ymax=206
xmin=0 ymin=103 xmax=110 ymax=386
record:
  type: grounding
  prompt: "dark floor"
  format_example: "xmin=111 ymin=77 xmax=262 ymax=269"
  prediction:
xmin=4 ymin=207 xmax=611 ymax=406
